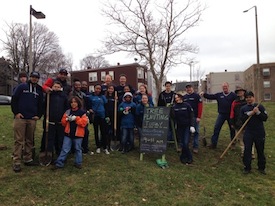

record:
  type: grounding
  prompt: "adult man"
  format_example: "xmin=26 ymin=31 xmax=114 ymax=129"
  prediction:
xmin=200 ymin=82 xmax=237 ymax=148
xmin=240 ymin=91 xmax=268 ymax=175
xmin=115 ymin=74 xmax=135 ymax=100
xmin=230 ymin=87 xmax=255 ymax=157
xmin=157 ymin=81 xmax=175 ymax=141
xmin=43 ymin=69 xmax=71 ymax=96
xmin=183 ymin=84 xmax=203 ymax=153
xmin=101 ymin=74 xmax=113 ymax=95
xmin=81 ymin=81 xmax=91 ymax=95
xmin=11 ymin=71 xmax=43 ymax=172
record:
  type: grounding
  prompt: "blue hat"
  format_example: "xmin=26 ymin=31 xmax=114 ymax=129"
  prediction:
xmin=245 ymin=91 xmax=254 ymax=97
xmin=30 ymin=71 xmax=40 ymax=78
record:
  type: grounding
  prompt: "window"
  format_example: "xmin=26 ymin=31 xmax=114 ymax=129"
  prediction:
xmin=262 ymin=68 xmax=270 ymax=76
xmin=108 ymin=71 xmax=114 ymax=80
xmin=101 ymin=71 xmax=106 ymax=81
xmin=235 ymin=74 xmax=240 ymax=81
xmin=89 ymin=72 xmax=97 ymax=82
xmin=264 ymin=93 xmax=271 ymax=100
xmin=89 ymin=85 xmax=94 ymax=93
xmin=263 ymin=81 xmax=270 ymax=88
xmin=137 ymin=67 xmax=144 ymax=79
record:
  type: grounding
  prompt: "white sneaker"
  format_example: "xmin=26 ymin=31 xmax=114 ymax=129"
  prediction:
xmin=96 ymin=148 xmax=101 ymax=154
xmin=90 ymin=151 xmax=94 ymax=155
xmin=104 ymin=149 xmax=110 ymax=155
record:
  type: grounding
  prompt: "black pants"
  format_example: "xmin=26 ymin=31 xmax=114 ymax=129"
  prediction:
xmin=93 ymin=116 xmax=107 ymax=149
xmin=81 ymin=126 xmax=89 ymax=153
xmin=243 ymin=130 xmax=266 ymax=171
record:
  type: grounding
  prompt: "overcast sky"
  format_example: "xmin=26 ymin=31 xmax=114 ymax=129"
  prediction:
xmin=1 ymin=0 xmax=275 ymax=82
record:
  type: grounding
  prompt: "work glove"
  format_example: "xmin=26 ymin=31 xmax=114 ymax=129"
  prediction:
xmin=70 ymin=115 xmax=77 ymax=121
xmin=190 ymin=126 xmax=196 ymax=133
xmin=105 ymin=117 xmax=110 ymax=124
xmin=246 ymin=111 xmax=254 ymax=116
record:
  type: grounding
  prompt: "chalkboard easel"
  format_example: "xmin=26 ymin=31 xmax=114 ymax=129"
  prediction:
xmin=139 ymin=107 xmax=170 ymax=165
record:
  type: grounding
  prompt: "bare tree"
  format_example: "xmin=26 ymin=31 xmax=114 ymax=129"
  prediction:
xmin=80 ymin=55 xmax=110 ymax=69
xmin=101 ymin=0 xmax=204 ymax=95
xmin=0 ymin=22 xmax=72 ymax=76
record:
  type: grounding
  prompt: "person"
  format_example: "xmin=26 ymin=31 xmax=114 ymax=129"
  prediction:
xmin=240 ymin=91 xmax=268 ymax=175
xmin=183 ymin=84 xmax=203 ymax=154
xmin=157 ymin=81 xmax=175 ymax=107
xmin=105 ymin=84 xmax=117 ymax=151
xmin=115 ymin=74 xmax=135 ymax=101
xmin=134 ymin=84 xmax=154 ymax=106
xmin=171 ymin=92 xmax=195 ymax=165
xmin=39 ymin=81 xmax=68 ymax=165
xmin=11 ymin=71 xmax=43 ymax=172
xmin=101 ymin=74 xmax=113 ymax=95
xmin=157 ymin=81 xmax=175 ymax=142
xmin=135 ymin=94 xmax=154 ymax=141
xmin=18 ymin=71 xmax=28 ymax=84
xmin=87 ymin=84 xmax=109 ymax=154
xmin=230 ymin=87 xmax=255 ymax=157
xmin=54 ymin=96 xmax=88 ymax=169
xmin=42 ymin=68 xmax=71 ymax=96
xmin=200 ymin=82 xmax=237 ymax=148
xmin=118 ymin=92 xmax=136 ymax=153
xmin=81 ymin=80 xmax=91 ymax=95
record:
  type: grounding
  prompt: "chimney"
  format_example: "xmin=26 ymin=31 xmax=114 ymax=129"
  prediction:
xmin=117 ymin=62 xmax=120 ymax=66
xmin=225 ymin=69 xmax=227 ymax=72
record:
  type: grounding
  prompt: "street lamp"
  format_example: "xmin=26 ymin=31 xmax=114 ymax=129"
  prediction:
xmin=29 ymin=5 xmax=46 ymax=73
xmin=189 ymin=61 xmax=193 ymax=82
xmin=243 ymin=6 xmax=260 ymax=101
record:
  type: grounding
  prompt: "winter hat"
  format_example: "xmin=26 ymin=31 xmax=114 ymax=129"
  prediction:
xmin=123 ymin=92 xmax=133 ymax=99
xmin=30 ymin=71 xmax=40 ymax=78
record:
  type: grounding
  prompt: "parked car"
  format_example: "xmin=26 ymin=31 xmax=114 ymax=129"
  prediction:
xmin=0 ymin=95 xmax=12 ymax=105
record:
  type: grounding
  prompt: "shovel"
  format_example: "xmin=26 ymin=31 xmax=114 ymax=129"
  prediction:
xmin=39 ymin=92 xmax=52 ymax=166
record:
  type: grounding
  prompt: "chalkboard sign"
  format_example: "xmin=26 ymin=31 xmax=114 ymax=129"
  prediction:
xmin=140 ymin=107 xmax=170 ymax=153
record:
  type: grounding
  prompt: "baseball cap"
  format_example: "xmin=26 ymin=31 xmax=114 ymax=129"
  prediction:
xmin=185 ymin=83 xmax=193 ymax=88
xmin=245 ymin=91 xmax=254 ymax=97
xmin=30 ymin=71 xmax=40 ymax=78
xmin=59 ymin=69 xmax=68 ymax=75
xmin=235 ymin=87 xmax=246 ymax=94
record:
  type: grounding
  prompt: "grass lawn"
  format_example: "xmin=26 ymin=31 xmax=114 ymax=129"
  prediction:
xmin=0 ymin=103 xmax=274 ymax=206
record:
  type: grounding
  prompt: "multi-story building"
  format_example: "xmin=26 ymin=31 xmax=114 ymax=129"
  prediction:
xmin=71 ymin=63 xmax=150 ymax=93
xmin=244 ymin=62 xmax=275 ymax=102
xmin=204 ymin=70 xmax=244 ymax=95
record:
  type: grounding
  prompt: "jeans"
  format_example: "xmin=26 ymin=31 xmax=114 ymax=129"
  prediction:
xmin=121 ymin=128 xmax=134 ymax=150
xmin=192 ymin=120 xmax=200 ymax=149
xmin=211 ymin=113 xmax=235 ymax=146
xmin=55 ymin=136 xmax=83 ymax=167
xmin=177 ymin=126 xmax=192 ymax=163
xmin=243 ymin=130 xmax=266 ymax=171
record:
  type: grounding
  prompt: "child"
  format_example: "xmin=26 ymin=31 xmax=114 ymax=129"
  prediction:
xmin=54 ymin=96 xmax=88 ymax=169
xmin=40 ymin=81 xmax=68 ymax=166
xmin=118 ymin=92 xmax=136 ymax=153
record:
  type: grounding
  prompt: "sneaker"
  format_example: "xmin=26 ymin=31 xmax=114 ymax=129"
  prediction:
xmin=252 ymin=154 xmax=256 ymax=159
xmin=193 ymin=148 xmax=198 ymax=154
xmin=243 ymin=169 xmax=251 ymax=175
xmin=258 ymin=169 xmax=266 ymax=175
xmin=104 ymin=149 xmax=110 ymax=155
xmin=13 ymin=164 xmax=21 ymax=173
xmin=51 ymin=165 xmax=62 ymax=171
xmin=74 ymin=164 xmax=82 ymax=169
xmin=90 ymin=151 xmax=94 ymax=155
xmin=96 ymin=148 xmax=101 ymax=154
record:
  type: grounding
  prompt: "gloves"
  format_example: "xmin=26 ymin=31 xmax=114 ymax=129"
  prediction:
xmin=190 ymin=126 xmax=195 ymax=133
xmin=105 ymin=117 xmax=110 ymax=124
xmin=247 ymin=111 xmax=254 ymax=116
xmin=67 ymin=115 xmax=76 ymax=122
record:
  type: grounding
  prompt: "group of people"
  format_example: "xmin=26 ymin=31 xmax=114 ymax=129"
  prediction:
xmin=11 ymin=70 xmax=268 ymax=175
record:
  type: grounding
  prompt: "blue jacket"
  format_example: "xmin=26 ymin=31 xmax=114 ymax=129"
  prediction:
xmin=203 ymin=92 xmax=236 ymax=114
xmin=87 ymin=93 xmax=107 ymax=119
xmin=134 ymin=93 xmax=154 ymax=106
xmin=118 ymin=101 xmax=136 ymax=128
xmin=11 ymin=81 xmax=43 ymax=119
xmin=172 ymin=102 xmax=194 ymax=127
